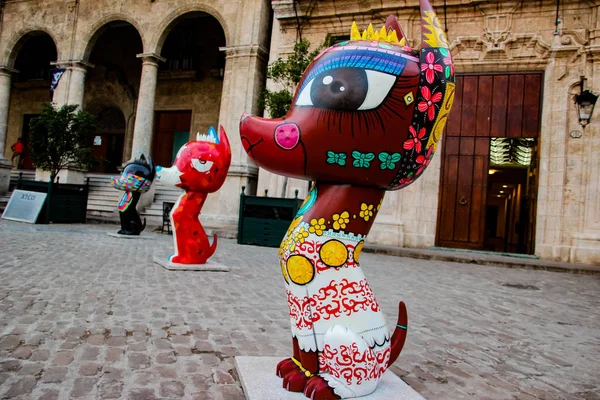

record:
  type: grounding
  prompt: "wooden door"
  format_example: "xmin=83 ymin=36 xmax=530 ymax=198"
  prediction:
xmin=152 ymin=111 xmax=192 ymax=167
xmin=20 ymin=114 xmax=38 ymax=170
xmin=436 ymin=74 xmax=542 ymax=250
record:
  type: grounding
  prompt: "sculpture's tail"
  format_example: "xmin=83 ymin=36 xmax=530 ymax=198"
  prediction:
xmin=141 ymin=218 xmax=146 ymax=233
xmin=207 ymin=234 xmax=218 ymax=259
xmin=387 ymin=301 xmax=408 ymax=367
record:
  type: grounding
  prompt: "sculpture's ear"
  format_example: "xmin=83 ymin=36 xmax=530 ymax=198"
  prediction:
xmin=218 ymin=126 xmax=230 ymax=150
xmin=218 ymin=125 xmax=232 ymax=163
xmin=385 ymin=15 xmax=406 ymax=43
xmin=147 ymin=155 xmax=154 ymax=172
xmin=139 ymin=153 xmax=147 ymax=162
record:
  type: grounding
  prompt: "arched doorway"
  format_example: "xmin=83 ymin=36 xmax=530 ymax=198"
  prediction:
xmin=152 ymin=12 xmax=226 ymax=168
xmin=88 ymin=105 xmax=126 ymax=173
xmin=84 ymin=21 xmax=142 ymax=171
xmin=8 ymin=32 xmax=57 ymax=170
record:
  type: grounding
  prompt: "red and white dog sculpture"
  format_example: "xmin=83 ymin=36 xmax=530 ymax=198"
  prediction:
xmin=240 ymin=0 xmax=454 ymax=398
xmin=156 ymin=126 xmax=231 ymax=264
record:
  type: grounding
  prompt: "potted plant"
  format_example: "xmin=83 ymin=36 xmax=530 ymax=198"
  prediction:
xmin=17 ymin=103 xmax=96 ymax=223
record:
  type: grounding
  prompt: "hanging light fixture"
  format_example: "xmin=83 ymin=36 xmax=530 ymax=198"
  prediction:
xmin=574 ymin=76 xmax=598 ymax=128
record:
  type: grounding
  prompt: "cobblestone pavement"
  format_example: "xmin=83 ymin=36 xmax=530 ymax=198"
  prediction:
xmin=0 ymin=221 xmax=598 ymax=400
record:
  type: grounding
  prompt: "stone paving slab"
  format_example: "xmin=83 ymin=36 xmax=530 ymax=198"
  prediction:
xmin=0 ymin=220 xmax=599 ymax=399
xmin=235 ymin=356 xmax=424 ymax=400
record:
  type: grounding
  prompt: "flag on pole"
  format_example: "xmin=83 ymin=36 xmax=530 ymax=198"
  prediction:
xmin=49 ymin=67 xmax=66 ymax=99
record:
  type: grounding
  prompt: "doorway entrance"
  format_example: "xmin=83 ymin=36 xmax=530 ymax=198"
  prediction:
xmin=152 ymin=110 xmax=192 ymax=167
xmin=436 ymin=74 xmax=542 ymax=254
xmin=18 ymin=114 xmax=38 ymax=170
xmin=89 ymin=106 xmax=126 ymax=173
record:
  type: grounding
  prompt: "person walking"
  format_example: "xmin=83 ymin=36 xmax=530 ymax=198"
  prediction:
xmin=11 ymin=137 xmax=25 ymax=169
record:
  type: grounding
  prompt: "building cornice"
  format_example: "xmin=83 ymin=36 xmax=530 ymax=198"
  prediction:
xmin=219 ymin=44 xmax=269 ymax=63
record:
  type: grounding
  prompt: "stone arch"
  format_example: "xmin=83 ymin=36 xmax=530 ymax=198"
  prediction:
xmin=86 ymin=97 xmax=125 ymax=117
xmin=151 ymin=5 xmax=230 ymax=55
xmin=3 ymin=28 xmax=60 ymax=68
xmin=79 ymin=14 xmax=145 ymax=62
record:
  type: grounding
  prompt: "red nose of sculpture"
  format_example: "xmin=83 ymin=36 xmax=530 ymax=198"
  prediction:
xmin=274 ymin=123 xmax=300 ymax=150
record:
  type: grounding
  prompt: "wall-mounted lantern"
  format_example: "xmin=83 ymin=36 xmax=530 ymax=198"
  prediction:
xmin=574 ymin=76 xmax=598 ymax=128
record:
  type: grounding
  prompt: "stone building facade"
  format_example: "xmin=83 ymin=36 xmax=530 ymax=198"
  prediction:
xmin=0 ymin=0 xmax=598 ymax=265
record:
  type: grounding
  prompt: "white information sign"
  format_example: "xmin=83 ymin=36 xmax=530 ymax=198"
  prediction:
xmin=1 ymin=190 xmax=47 ymax=223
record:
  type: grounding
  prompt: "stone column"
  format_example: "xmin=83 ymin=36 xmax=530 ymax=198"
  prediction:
xmin=66 ymin=63 xmax=89 ymax=108
xmin=0 ymin=67 xmax=16 ymax=193
xmin=50 ymin=61 xmax=92 ymax=108
xmin=197 ymin=44 xmax=267 ymax=236
xmin=130 ymin=53 xmax=164 ymax=161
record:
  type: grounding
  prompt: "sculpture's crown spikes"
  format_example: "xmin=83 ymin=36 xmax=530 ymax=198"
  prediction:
xmin=350 ymin=21 xmax=406 ymax=46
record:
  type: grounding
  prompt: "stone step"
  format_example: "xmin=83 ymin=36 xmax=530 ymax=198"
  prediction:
xmin=155 ymin=196 xmax=181 ymax=203
xmin=141 ymin=208 xmax=163 ymax=216
xmin=87 ymin=199 xmax=118 ymax=207
xmin=154 ymin=189 xmax=183 ymax=195
xmin=86 ymin=205 xmax=115 ymax=213
xmin=89 ymin=191 xmax=118 ymax=198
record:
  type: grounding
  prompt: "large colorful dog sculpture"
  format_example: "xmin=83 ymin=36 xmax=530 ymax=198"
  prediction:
xmin=156 ymin=126 xmax=231 ymax=264
xmin=239 ymin=1 xmax=454 ymax=398
xmin=111 ymin=154 xmax=155 ymax=236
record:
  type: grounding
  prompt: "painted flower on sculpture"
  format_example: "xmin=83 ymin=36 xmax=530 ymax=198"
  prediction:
xmin=359 ymin=203 xmax=374 ymax=222
xmin=378 ymin=152 xmax=401 ymax=170
xmin=440 ymin=48 xmax=454 ymax=79
xmin=418 ymin=86 xmax=443 ymax=121
xmin=308 ymin=218 xmax=326 ymax=236
xmin=279 ymin=236 xmax=293 ymax=256
xmin=352 ymin=151 xmax=375 ymax=168
xmin=403 ymin=126 xmax=426 ymax=153
xmin=332 ymin=211 xmax=350 ymax=230
xmin=326 ymin=151 xmax=347 ymax=166
xmin=421 ymin=52 xmax=443 ymax=84
xmin=398 ymin=173 xmax=415 ymax=187
xmin=294 ymin=227 xmax=309 ymax=245
xmin=416 ymin=146 xmax=435 ymax=175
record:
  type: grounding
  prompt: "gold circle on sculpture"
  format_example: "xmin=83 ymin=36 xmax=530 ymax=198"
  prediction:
xmin=431 ymin=114 xmax=448 ymax=144
xmin=354 ymin=241 xmax=364 ymax=263
xmin=280 ymin=259 xmax=290 ymax=284
xmin=286 ymin=255 xmax=315 ymax=285
xmin=319 ymin=240 xmax=349 ymax=268
xmin=443 ymin=84 xmax=455 ymax=111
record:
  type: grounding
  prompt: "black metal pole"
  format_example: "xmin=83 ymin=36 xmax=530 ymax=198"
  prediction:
xmin=444 ymin=0 xmax=448 ymax=34
xmin=554 ymin=0 xmax=560 ymax=35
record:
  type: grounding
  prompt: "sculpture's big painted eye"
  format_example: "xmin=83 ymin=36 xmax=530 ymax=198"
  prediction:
xmin=295 ymin=68 xmax=396 ymax=111
xmin=191 ymin=159 xmax=213 ymax=173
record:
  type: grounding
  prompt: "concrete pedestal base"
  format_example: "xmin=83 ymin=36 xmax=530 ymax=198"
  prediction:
xmin=235 ymin=356 xmax=425 ymax=400
xmin=106 ymin=232 xmax=149 ymax=239
xmin=153 ymin=255 xmax=230 ymax=271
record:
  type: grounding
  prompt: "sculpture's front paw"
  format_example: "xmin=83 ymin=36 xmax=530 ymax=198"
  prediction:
xmin=276 ymin=358 xmax=298 ymax=378
xmin=304 ymin=376 xmax=339 ymax=400
xmin=282 ymin=369 xmax=309 ymax=392
xmin=170 ymin=255 xmax=184 ymax=263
